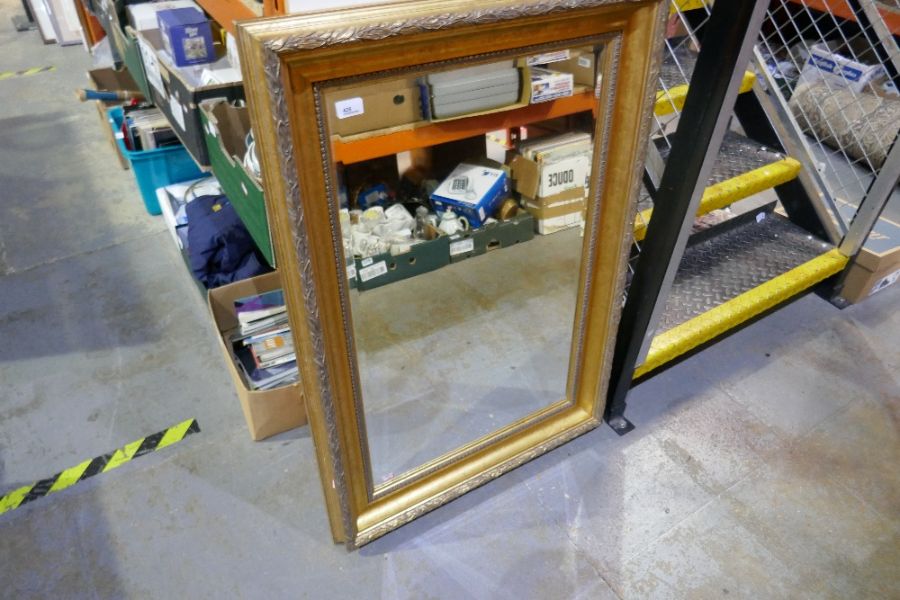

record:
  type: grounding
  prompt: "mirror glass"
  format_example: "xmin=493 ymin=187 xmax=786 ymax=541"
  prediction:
xmin=322 ymin=41 xmax=608 ymax=490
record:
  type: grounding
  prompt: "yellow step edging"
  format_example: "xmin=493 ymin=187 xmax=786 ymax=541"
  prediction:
xmin=670 ymin=0 xmax=708 ymax=14
xmin=634 ymin=249 xmax=848 ymax=378
xmin=634 ymin=157 xmax=802 ymax=242
xmin=655 ymin=71 xmax=756 ymax=117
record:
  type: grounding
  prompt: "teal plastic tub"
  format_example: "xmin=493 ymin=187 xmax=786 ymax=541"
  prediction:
xmin=108 ymin=106 xmax=204 ymax=215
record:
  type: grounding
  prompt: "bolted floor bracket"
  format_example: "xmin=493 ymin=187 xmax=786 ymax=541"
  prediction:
xmin=606 ymin=415 xmax=635 ymax=436
xmin=11 ymin=15 xmax=37 ymax=31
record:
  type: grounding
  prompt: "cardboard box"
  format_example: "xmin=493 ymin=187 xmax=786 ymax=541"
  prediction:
xmin=324 ymin=77 xmax=421 ymax=138
xmin=157 ymin=7 xmax=214 ymax=67
xmin=553 ymin=47 xmax=597 ymax=87
xmin=208 ymin=271 xmax=307 ymax=440
xmin=525 ymin=49 xmax=571 ymax=66
xmin=534 ymin=211 xmax=584 ymax=235
xmin=355 ymin=235 xmax=450 ymax=291
xmin=798 ymin=43 xmax=885 ymax=93
xmin=509 ymin=152 xmax=591 ymax=200
xmin=127 ymin=0 xmax=199 ymax=31
xmin=430 ymin=163 xmax=509 ymax=228
xmin=136 ymin=28 xmax=244 ymax=166
xmin=839 ymin=213 xmax=900 ymax=304
xmin=88 ymin=67 xmax=142 ymax=169
xmin=200 ymin=99 xmax=275 ymax=267
xmin=522 ymin=191 xmax=585 ymax=219
xmin=447 ymin=213 xmax=534 ymax=263
xmin=529 ymin=67 xmax=574 ymax=103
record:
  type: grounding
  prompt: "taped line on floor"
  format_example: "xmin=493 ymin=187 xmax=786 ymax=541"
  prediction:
xmin=0 ymin=66 xmax=56 ymax=81
xmin=0 ymin=418 xmax=200 ymax=516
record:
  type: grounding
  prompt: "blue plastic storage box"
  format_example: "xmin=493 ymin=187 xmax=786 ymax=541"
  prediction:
xmin=108 ymin=106 xmax=204 ymax=215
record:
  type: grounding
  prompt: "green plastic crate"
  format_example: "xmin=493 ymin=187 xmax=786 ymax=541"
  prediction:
xmin=111 ymin=23 xmax=152 ymax=100
xmin=446 ymin=213 xmax=535 ymax=263
xmin=200 ymin=100 xmax=275 ymax=267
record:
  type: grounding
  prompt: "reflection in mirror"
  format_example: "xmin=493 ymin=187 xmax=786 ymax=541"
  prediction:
xmin=324 ymin=42 xmax=606 ymax=490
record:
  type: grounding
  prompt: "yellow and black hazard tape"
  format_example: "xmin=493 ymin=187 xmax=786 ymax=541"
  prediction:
xmin=0 ymin=418 xmax=199 ymax=516
xmin=0 ymin=66 xmax=55 ymax=81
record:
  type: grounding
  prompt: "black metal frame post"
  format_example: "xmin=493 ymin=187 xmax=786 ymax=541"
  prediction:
xmin=604 ymin=1 xmax=771 ymax=434
xmin=11 ymin=0 xmax=38 ymax=32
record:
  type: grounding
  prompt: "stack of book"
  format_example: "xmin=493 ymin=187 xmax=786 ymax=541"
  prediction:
xmin=122 ymin=106 xmax=180 ymax=151
xmin=518 ymin=131 xmax=592 ymax=163
xmin=230 ymin=290 xmax=299 ymax=390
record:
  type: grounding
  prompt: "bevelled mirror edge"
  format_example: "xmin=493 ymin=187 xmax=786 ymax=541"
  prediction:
xmin=237 ymin=0 xmax=667 ymax=548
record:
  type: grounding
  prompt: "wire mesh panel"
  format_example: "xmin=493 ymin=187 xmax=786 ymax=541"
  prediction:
xmin=757 ymin=0 xmax=900 ymax=220
xmin=625 ymin=0 xmax=900 ymax=293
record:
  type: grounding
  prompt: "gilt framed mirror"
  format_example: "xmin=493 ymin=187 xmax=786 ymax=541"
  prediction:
xmin=237 ymin=0 xmax=666 ymax=548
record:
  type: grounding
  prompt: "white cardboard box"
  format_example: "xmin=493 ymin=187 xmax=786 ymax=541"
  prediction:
xmin=798 ymin=43 xmax=885 ymax=93
xmin=127 ymin=0 xmax=202 ymax=31
xmin=530 ymin=67 xmax=574 ymax=103
xmin=535 ymin=211 xmax=584 ymax=235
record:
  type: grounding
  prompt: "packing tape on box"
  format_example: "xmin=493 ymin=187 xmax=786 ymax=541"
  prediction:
xmin=0 ymin=418 xmax=200 ymax=516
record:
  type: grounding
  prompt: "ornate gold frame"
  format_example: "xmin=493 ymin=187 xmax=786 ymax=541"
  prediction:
xmin=238 ymin=0 xmax=666 ymax=548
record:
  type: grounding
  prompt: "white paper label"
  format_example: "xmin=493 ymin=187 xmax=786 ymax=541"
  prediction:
xmin=869 ymin=267 xmax=900 ymax=296
xmin=138 ymin=37 xmax=165 ymax=97
xmin=346 ymin=264 xmax=357 ymax=280
xmin=168 ymin=94 xmax=186 ymax=131
xmin=359 ymin=261 xmax=387 ymax=282
xmin=361 ymin=257 xmax=373 ymax=267
xmin=114 ymin=132 xmax=124 ymax=139
xmin=526 ymin=50 xmax=570 ymax=65
xmin=335 ymin=97 xmax=364 ymax=119
xmin=577 ymin=56 xmax=592 ymax=68
xmin=450 ymin=238 xmax=475 ymax=256
xmin=537 ymin=155 xmax=591 ymax=198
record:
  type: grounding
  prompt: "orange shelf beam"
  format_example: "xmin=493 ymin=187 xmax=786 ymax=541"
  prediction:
xmin=787 ymin=0 xmax=900 ymax=35
xmin=195 ymin=0 xmax=257 ymax=35
xmin=332 ymin=91 xmax=596 ymax=164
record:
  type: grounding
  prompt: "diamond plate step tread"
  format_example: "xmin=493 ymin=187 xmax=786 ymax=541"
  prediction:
xmin=659 ymin=44 xmax=698 ymax=90
xmin=654 ymin=43 xmax=755 ymax=117
xmin=633 ymin=132 xmax=802 ymax=241
xmin=656 ymin=131 xmax=785 ymax=186
xmin=658 ymin=213 xmax=834 ymax=331
xmin=634 ymin=245 xmax=847 ymax=379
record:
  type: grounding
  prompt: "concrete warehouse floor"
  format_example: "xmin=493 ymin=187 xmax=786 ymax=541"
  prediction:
xmin=2 ymin=8 xmax=900 ymax=599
